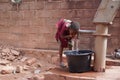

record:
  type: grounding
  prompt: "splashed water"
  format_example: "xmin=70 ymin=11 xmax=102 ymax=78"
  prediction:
xmin=72 ymin=39 xmax=79 ymax=51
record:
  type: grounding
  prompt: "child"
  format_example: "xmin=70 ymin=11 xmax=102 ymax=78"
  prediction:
xmin=55 ymin=19 xmax=80 ymax=67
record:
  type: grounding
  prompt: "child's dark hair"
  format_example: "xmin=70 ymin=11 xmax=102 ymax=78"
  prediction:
xmin=70 ymin=21 xmax=79 ymax=31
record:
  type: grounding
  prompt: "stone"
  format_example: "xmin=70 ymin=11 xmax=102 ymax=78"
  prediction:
xmin=1 ymin=52 xmax=6 ymax=56
xmin=20 ymin=57 xmax=28 ymax=62
xmin=2 ymin=48 xmax=10 ymax=53
xmin=26 ymin=58 xmax=37 ymax=66
xmin=11 ymin=49 xmax=20 ymax=56
xmin=36 ymin=63 xmax=42 ymax=68
xmin=16 ymin=65 xmax=22 ymax=73
xmin=34 ymin=69 xmax=41 ymax=74
xmin=7 ymin=55 xmax=16 ymax=61
xmin=0 ymin=65 xmax=15 ymax=74
xmin=23 ymin=65 xmax=29 ymax=71
xmin=1 ymin=70 xmax=11 ymax=74
xmin=0 ymin=59 xmax=10 ymax=65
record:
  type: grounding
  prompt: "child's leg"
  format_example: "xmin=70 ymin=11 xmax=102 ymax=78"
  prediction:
xmin=59 ymin=45 xmax=67 ymax=68
xmin=59 ymin=45 xmax=63 ymax=64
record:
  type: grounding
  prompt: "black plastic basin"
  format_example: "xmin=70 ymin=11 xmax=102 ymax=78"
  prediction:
xmin=64 ymin=50 xmax=94 ymax=73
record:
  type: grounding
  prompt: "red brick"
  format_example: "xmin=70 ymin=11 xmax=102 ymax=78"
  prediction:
xmin=0 ymin=11 xmax=10 ymax=19
xmin=74 ymin=10 xmax=84 ymax=18
xmin=45 ymin=1 xmax=61 ymax=10
xmin=0 ymin=3 xmax=12 ymax=11
xmin=115 ymin=10 xmax=120 ymax=17
xmin=83 ymin=9 xmax=96 ymax=18
xmin=60 ymin=2 xmax=69 ymax=9
xmin=29 ymin=1 xmax=36 ymax=10
xmin=79 ymin=37 xmax=91 ymax=44
xmin=0 ymin=0 xmax=9 ymax=3
xmin=109 ymin=27 xmax=119 ymax=35
xmin=9 ymin=11 xmax=21 ymax=20
xmin=113 ymin=18 xmax=120 ymax=23
xmin=108 ymin=39 xmax=120 ymax=54
xmin=22 ymin=10 xmax=35 ymax=20
xmin=20 ymin=2 xmax=30 ymax=10
xmin=36 ymin=10 xmax=52 ymax=18
xmin=47 ymin=42 xmax=59 ymax=50
xmin=36 ymin=9 xmax=74 ymax=18
xmin=112 ymin=21 xmax=120 ymax=27
xmin=47 ymin=0 xmax=62 ymax=2
xmin=68 ymin=1 xmax=85 ymax=9
xmin=58 ymin=10 xmax=75 ymax=18
xmin=22 ymin=0 xmax=35 ymax=2
xmin=44 ymin=18 xmax=58 ymax=26
xmin=1 ymin=70 xmax=11 ymax=74
xmin=93 ymin=0 xmax=101 ymax=9
xmin=0 ymin=19 xmax=9 ymax=27
xmin=73 ymin=18 xmax=93 ymax=28
xmin=26 ymin=58 xmax=37 ymax=66
xmin=83 ymin=1 xmax=95 ymax=9
xmin=17 ymin=11 xmax=24 ymax=20
xmin=29 ymin=18 xmax=45 ymax=26
xmin=34 ymin=42 xmax=48 ymax=49
xmin=35 ymin=1 xmax=45 ymax=10
xmin=20 ymin=27 xmax=39 ymax=34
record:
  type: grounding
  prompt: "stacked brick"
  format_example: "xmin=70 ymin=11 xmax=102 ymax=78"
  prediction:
xmin=0 ymin=0 xmax=119 ymax=54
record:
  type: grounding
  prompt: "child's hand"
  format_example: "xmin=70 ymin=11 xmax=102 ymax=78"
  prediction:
xmin=70 ymin=34 xmax=77 ymax=39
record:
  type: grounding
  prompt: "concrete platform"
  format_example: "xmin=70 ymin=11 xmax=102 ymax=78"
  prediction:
xmin=44 ymin=66 xmax=120 ymax=80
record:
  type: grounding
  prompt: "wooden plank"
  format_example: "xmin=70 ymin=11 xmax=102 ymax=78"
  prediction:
xmin=93 ymin=0 xmax=120 ymax=23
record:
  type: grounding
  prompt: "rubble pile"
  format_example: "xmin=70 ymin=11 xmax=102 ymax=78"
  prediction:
xmin=0 ymin=46 xmax=58 ymax=80
xmin=0 ymin=47 xmax=24 ymax=75
xmin=0 ymin=46 xmax=59 ymax=80
xmin=0 ymin=48 xmax=39 ymax=75
xmin=0 ymin=47 xmax=22 ymax=61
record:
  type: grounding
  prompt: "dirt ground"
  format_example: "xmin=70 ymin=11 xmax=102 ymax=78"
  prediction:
xmin=0 ymin=47 xmax=120 ymax=80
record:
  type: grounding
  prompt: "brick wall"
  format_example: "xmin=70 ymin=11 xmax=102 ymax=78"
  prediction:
xmin=0 ymin=0 xmax=119 ymax=54
xmin=108 ymin=8 xmax=120 ymax=54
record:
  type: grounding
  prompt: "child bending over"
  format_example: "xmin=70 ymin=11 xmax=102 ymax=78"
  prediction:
xmin=55 ymin=19 xmax=80 ymax=67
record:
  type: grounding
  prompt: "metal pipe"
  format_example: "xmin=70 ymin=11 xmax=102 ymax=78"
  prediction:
xmin=79 ymin=30 xmax=96 ymax=33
